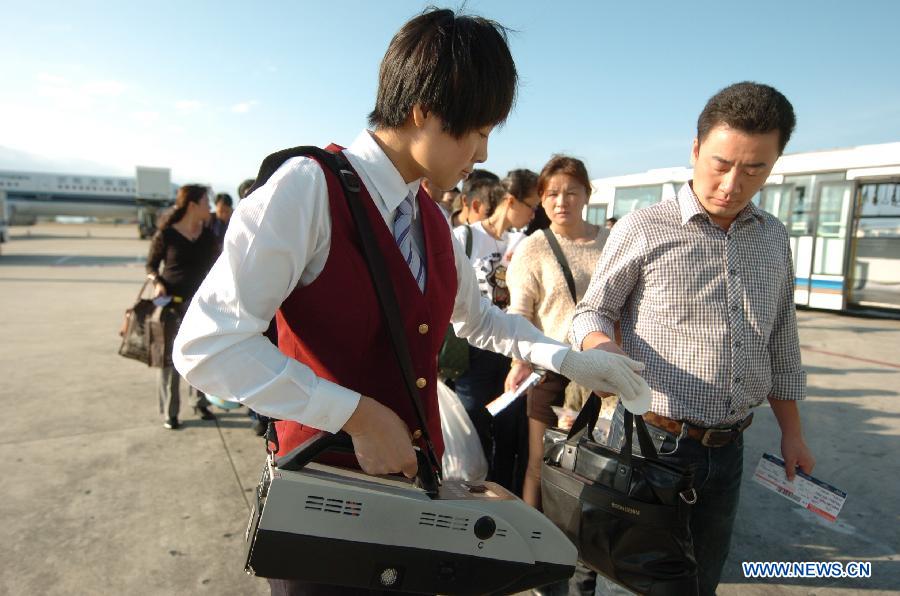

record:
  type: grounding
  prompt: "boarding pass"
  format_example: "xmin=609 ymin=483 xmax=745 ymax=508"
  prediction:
xmin=752 ymin=453 xmax=847 ymax=522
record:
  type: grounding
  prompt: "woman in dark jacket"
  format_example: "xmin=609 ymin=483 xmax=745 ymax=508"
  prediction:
xmin=146 ymin=184 xmax=218 ymax=429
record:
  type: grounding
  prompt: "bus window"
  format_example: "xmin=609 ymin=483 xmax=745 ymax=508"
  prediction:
xmin=813 ymin=182 xmax=853 ymax=276
xmin=784 ymin=175 xmax=814 ymax=235
xmin=585 ymin=204 xmax=608 ymax=225
xmin=755 ymin=184 xmax=793 ymax=225
xmin=612 ymin=185 xmax=662 ymax=219
xmin=784 ymin=173 xmax=844 ymax=235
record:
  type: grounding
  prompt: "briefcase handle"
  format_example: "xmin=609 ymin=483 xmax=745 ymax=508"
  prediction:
xmin=274 ymin=430 xmax=440 ymax=497
xmin=567 ymin=394 xmax=659 ymax=467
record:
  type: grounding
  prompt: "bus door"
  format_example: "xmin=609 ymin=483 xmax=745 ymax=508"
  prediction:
xmin=792 ymin=181 xmax=855 ymax=310
xmin=847 ymin=180 xmax=900 ymax=310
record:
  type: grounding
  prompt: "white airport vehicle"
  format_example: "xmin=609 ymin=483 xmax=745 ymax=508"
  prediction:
xmin=0 ymin=167 xmax=176 ymax=238
xmin=588 ymin=142 xmax=900 ymax=312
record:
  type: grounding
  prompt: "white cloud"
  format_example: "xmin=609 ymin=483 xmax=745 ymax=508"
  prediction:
xmin=82 ymin=80 xmax=128 ymax=97
xmin=175 ymin=99 xmax=205 ymax=114
xmin=34 ymin=74 xmax=128 ymax=110
xmin=231 ymin=100 xmax=259 ymax=114
xmin=36 ymin=72 xmax=68 ymax=85
xmin=132 ymin=111 xmax=160 ymax=125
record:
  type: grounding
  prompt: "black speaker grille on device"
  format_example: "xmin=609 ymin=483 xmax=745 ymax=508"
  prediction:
xmin=418 ymin=511 xmax=469 ymax=531
xmin=304 ymin=495 xmax=363 ymax=516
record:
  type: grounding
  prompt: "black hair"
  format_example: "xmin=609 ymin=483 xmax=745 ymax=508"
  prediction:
xmin=461 ymin=168 xmax=499 ymax=196
xmin=501 ymin=168 xmax=538 ymax=202
xmin=214 ymin=193 xmax=233 ymax=208
xmin=156 ymin=184 xmax=209 ymax=230
xmin=524 ymin=206 xmax=550 ymax=235
xmin=237 ymin=178 xmax=255 ymax=199
xmin=368 ymin=8 xmax=518 ymax=137
xmin=467 ymin=179 xmax=505 ymax=217
xmin=697 ymin=81 xmax=796 ymax=154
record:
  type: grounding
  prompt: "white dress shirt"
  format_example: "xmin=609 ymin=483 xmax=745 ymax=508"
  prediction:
xmin=173 ymin=130 xmax=570 ymax=433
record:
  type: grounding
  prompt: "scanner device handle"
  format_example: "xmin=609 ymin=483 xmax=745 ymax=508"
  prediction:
xmin=275 ymin=430 xmax=355 ymax=471
xmin=275 ymin=430 xmax=441 ymax=497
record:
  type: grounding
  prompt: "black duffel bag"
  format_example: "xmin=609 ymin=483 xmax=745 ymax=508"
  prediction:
xmin=541 ymin=395 xmax=699 ymax=595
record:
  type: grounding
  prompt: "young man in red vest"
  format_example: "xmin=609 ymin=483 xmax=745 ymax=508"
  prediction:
xmin=174 ymin=9 xmax=649 ymax=594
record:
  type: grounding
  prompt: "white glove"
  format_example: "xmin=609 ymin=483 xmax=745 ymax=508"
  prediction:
xmin=559 ymin=349 xmax=652 ymax=414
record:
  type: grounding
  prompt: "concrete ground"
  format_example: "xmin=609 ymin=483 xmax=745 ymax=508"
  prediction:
xmin=0 ymin=223 xmax=898 ymax=595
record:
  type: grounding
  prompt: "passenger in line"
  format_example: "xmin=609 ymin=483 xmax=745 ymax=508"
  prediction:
xmin=506 ymin=156 xmax=608 ymax=596
xmin=452 ymin=170 xmax=540 ymax=492
xmin=438 ymin=186 xmax=460 ymax=215
xmin=573 ymin=81 xmax=815 ymax=596
xmin=209 ymin=192 xmax=233 ymax=251
xmin=449 ymin=168 xmax=498 ymax=227
xmin=146 ymin=184 xmax=218 ymax=429
xmin=506 ymin=155 xmax=609 ymax=508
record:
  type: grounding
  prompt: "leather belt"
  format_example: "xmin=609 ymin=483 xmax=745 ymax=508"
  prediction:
xmin=642 ymin=412 xmax=753 ymax=447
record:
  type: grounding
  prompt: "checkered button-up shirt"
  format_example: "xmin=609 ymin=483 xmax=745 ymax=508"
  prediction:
xmin=572 ymin=183 xmax=805 ymax=426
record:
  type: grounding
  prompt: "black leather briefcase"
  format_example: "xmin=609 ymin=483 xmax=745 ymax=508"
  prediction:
xmin=541 ymin=395 xmax=699 ymax=595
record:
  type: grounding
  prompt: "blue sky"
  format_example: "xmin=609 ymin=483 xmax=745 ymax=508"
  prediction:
xmin=1 ymin=0 xmax=899 ymax=197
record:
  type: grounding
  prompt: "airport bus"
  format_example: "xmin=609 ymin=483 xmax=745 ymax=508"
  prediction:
xmin=588 ymin=142 xmax=900 ymax=313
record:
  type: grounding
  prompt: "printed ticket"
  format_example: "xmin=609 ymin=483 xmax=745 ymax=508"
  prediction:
xmin=752 ymin=453 xmax=847 ymax=522
xmin=486 ymin=372 xmax=541 ymax=416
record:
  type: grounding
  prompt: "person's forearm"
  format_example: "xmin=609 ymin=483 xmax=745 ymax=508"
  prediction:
xmin=582 ymin=330 xmax=612 ymax=350
xmin=582 ymin=330 xmax=627 ymax=356
xmin=768 ymin=397 xmax=803 ymax=437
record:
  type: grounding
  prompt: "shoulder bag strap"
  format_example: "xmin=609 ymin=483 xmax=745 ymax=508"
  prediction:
xmin=542 ymin=228 xmax=577 ymax=303
xmin=568 ymin=394 xmax=659 ymax=462
xmin=464 ymin=224 xmax=473 ymax=258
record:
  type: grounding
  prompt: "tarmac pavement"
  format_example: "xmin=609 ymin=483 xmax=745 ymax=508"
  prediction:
xmin=1 ymin=223 xmax=898 ymax=595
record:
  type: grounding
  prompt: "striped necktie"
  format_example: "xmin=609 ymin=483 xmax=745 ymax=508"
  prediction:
xmin=393 ymin=191 xmax=426 ymax=292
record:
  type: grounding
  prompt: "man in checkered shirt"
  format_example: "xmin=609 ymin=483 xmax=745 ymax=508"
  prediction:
xmin=572 ymin=82 xmax=816 ymax=596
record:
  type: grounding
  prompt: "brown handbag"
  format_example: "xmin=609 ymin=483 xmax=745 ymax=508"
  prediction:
xmin=117 ymin=280 xmax=156 ymax=366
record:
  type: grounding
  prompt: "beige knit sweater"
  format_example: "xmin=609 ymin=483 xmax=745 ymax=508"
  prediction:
xmin=507 ymin=226 xmax=608 ymax=343
xmin=508 ymin=226 xmax=612 ymax=413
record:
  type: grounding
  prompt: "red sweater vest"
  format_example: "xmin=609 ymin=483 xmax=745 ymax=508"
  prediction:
xmin=273 ymin=145 xmax=457 ymax=461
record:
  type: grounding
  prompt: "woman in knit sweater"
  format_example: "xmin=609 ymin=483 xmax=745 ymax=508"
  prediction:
xmin=506 ymin=155 xmax=609 ymax=507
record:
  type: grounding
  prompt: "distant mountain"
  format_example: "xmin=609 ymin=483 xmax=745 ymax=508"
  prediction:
xmin=0 ymin=146 xmax=130 ymax=177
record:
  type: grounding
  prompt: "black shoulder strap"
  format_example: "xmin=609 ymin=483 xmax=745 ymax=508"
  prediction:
xmin=464 ymin=224 xmax=473 ymax=258
xmin=247 ymin=145 xmax=332 ymax=195
xmin=250 ymin=145 xmax=442 ymax=484
xmin=542 ymin=228 xmax=577 ymax=302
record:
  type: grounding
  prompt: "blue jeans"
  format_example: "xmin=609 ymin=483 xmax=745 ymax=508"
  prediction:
xmin=598 ymin=404 xmax=744 ymax=596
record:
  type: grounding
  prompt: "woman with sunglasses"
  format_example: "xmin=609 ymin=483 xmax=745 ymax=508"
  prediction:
xmin=452 ymin=169 xmax=540 ymax=492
